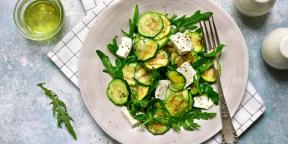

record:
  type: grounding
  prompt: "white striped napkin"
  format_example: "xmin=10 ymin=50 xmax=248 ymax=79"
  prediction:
xmin=47 ymin=0 xmax=265 ymax=143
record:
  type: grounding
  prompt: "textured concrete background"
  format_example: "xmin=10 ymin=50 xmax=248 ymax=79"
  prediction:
xmin=0 ymin=0 xmax=287 ymax=143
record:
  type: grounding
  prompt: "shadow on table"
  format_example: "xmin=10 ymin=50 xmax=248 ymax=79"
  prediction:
xmin=263 ymin=62 xmax=288 ymax=82
xmin=233 ymin=6 xmax=269 ymax=30
xmin=26 ymin=26 xmax=65 ymax=49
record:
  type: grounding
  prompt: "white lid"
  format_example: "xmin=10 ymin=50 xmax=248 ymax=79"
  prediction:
xmin=280 ymin=35 xmax=288 ymax=59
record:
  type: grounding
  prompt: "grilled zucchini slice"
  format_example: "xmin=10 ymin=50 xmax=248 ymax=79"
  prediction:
xmin=130 ymin=85 xmax=149 ymax=101
xmin=155 ymin=15 xmax=171 ymax=40
xmin=165 ymin=89 xmax=190 ymax=116
xmin=122 ymin=63 xmax=137 ymax=85
xmin=133 ymin=38 xmax=158 ymax=61
xmin=147 ymin=108 xmax=170 ymax=135
xmin=144 ymin=50 xmax=168 ymax=69
xmin=106 ymin=79 xmax=129 ymax=105
xmin=138 ymin=12 xmax=163 ymax=37
xmin=166 ymin=71 xmax=186 ymax=92
xmin=134 ymin=64 xmax=153 ymax=86
xmin=201 ymin=67 xmax=216 ymax=82
xmin=187 ymin=32 xmax=203 ymax=53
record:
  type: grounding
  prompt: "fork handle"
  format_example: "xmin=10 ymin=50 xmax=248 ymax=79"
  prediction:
xmin=214 ymin=65 xmax=238 ymax=144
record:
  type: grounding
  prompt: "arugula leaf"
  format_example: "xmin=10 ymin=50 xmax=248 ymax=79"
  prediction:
xmin=200 ymin=83 xmax=219 ymax=105
xmin=170 ymin=11 xmax=213 ymax=33
xmin=203 ymin=44 xmax=224 ymax=57
xmin=193 ymin=70 xmax=201 ymax=92
xmin=96 ymin=50 xmax=117 ymax=78
xmin=198 ymin=59 xmax=213 ymax=72
xmin=169 ymin=110 xmax=216 ymax=131
xmin=122 ymin=5 xmax=139 ymax=39
xmin=107 ymin=37 xmax=118 ymax=56
xmin=192 ymin=57 xmax=209 ymax=69
xmin=96 ymin=50 xmax=126 ymax=78
xmin=37 ymin=83 xmax=77 ymax=140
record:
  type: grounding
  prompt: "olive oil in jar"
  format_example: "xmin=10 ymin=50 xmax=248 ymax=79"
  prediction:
xmin=23 ymin=0 xmax=62 ymax=36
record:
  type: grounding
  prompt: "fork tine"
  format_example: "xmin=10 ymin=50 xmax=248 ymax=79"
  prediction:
xmin=208 ymin=18 xmax=216 ymax=49
xmin=212 ymin=16 xmax=220 ymax=46
xmin=199 ymin=22 xmax=208 ymax=52
xmin=203 ymin=20 xmax=212 ymax=50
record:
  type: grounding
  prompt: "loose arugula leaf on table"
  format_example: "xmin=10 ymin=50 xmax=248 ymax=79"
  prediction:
xmin=37 ymin=83 xmax=77 ymax=140
xmin=122 ymin=5 xmax=139 ymax=39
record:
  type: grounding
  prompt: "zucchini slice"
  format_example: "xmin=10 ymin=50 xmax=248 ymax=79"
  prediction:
xmin=170 ymin=51 xmax=185 ymax=66
xmin=170 ymin=51 xmax=199 ymax=67
xmin=147 ymin=122 xmax=170 ymax=135
xmin=106 ymin=79 xmax=129 ymax=105
xmin=133 ymin=38 xmax=158 ymax=61
xmin=122 ymin=63 xmax=137 ymax=85
xmin=147 ymin=108 xmax=170 ymax=135
xmin=134 ymin=65 xmax=153 ymax=86
xmin=130 ymin=85 xmax=149 ymax=101
xmin=190 ymin=84 xmax=199 ymax=95
xmin=165 ymin=89 xmax=190 ymax=116
xmin=166 ymin=71 xmax=186 ymax=92
xmin=201 ymin=67 xmax=216 ymax=82
xmin=156 ymin=36 xmax=169 ymax=49
xmin=144 ymin=50 xmax=169 ymax=69
xmin=155 ymin=15 xmax=171 ymax=40
xmin=187 ymin=32 xmax=203 ymax=53
xmin=138 ymin=12 xmax=163 ymax=37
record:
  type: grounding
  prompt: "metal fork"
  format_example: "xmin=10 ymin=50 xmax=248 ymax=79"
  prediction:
xmin=200 ymin=17 xmax=238 ymax=144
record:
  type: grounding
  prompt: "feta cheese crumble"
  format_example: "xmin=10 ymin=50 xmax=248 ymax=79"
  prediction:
xmin=170 ymin=32 xmax=192 ymax=55
xmin=116 ymin=37 xmax=133 ymax=58
xmin=193 ymin=95 xmax=214 ymax=109
xmin=176 ymin=62 xmax=196 ymax=88
xmin=155 ymin=80 xmax=171 ymax=100
xmin=121 ymin=107 xmax=139 ymax=127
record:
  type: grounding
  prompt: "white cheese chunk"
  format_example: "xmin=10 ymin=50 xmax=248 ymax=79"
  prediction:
xmin=176 ymin=62 xmax=196 ymax=88
xmin=121 ymin=107 xmax=139 ymax=127
xmin=193 ymin=95 xmax=214 ymax=109
xmin=116 ymin=37 xmax=133 ymax=58
xmin=155 ymin=80 xmax=171 ymax=100
xmin=170 ymin=32 xmax=192 ymax=55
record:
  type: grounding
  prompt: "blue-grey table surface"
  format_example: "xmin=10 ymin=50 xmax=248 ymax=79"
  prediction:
xmin=0 ymin=0 xmax=288 ymax=144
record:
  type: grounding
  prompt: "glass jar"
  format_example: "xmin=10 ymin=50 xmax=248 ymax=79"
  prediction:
xmin=14 ymin=0 xmax=64 ymax=41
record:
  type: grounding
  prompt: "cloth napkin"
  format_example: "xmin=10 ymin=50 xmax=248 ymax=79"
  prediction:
xmin=47 ymin=0 xmax=265 ymax=143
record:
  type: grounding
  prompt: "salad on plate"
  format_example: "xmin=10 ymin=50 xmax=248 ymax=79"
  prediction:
xmin=96 ymin=5 xmax=224 ymax=135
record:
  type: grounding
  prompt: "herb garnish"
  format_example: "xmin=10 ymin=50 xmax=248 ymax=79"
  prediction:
xmin=37 ymin=83 xmax=77 ymax=140
xmin=170 ymin=10 xmax=212 ymax=33
xmin=122 ymin=5 xmax=139 ymax=39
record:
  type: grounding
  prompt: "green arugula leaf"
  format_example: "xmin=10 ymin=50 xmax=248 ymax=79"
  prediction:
xmin=96 ymin=50 xmax=118 ymax=78
xmin=193 ymin=70 xmax=201 ymax=92
xmin=203 ymin=44 xmax=224 ymax=57
xmin=37 ymin=83 xmax=77 ymax=140
xmin=122 ymin=5 xmax=139 ymax=39
xmin=170 ymin=11 xmax=213 ymax=33
xmin=198 ymin=59 xmax=213 ymax=72
xmin=200 ymin=83 xmax=219 ymax=105
xmin=169 ymin=110 xmax=216 ymax=131
xmin=107 ymin=36 xmax=118 ymax=56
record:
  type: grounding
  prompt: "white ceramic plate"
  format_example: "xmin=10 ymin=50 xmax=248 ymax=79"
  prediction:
xmin=79 ymin=0 xmax=248 ymax=143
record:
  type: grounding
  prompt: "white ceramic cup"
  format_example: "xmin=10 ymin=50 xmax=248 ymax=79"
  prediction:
xmin=262 ymin=28 xmax=288 ymax=70
xmin=233 ymin=0 xmax=276 ymax=17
